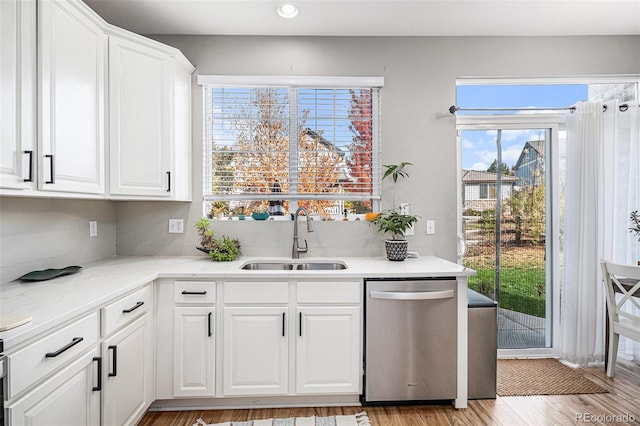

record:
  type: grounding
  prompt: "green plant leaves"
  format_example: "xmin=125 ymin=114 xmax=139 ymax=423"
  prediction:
xmin=382 ymin=162 xmax=412 ymax=183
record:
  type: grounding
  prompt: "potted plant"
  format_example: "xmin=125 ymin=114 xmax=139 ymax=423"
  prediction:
xmin=195 ymin=217 xmax=241 ymax=261
xmin=209 ymin=201 xmax=228 ymax=220
xmin=372 ymin=162 xmax=419 ymax=261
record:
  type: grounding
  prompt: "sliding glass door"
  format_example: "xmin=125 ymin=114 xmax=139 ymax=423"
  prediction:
xmin=458 ymin=118 xmax=560 ymax=353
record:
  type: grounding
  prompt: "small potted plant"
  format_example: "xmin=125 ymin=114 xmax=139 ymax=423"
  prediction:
xmin=372 ymin=162 xmax=420 ymax=261
xmin=195 ymin=217 xmax=241 ymax=261
xmin=209 ymin=201 xmax=228 ymax=220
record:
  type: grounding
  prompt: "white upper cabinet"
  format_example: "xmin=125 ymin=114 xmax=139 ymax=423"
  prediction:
xmin=0 ymin=0 xmax=36 ymax=190
xmin=108 ymin=32 xmax=194 ymax=200
xmin=38 ymin=0 xmax=106 ymax=194
xmin=0 ymin=0 xmax=193 ymax=200
xmin=108 ymin=37 xmax=172 ymax=198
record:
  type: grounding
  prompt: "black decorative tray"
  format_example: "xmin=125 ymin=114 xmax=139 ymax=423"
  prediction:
xmin=19 ymin=265 xmax=82 ymax=282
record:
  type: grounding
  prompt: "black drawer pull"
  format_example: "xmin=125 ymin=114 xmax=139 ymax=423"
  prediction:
xmin=108 ymin=345 xmax=117 ymax=377
xmin=299 ymin=312 xmax=302 ymax=337
xmin=122 ymin=301 xmax=144 ymax=314
xmin=181 ymin=290 xmax=207 ymax=295
xmin=166 ymin=171 xmax=171 ymax=192
xmin=23 ymin=150 xmax=33 ymax=182
xmin=282 ymin=312 xmax=286 ymax=337
xmin=45 ymin=337 xmax=83 ymax=358
xmin=208 ymin=312 xmax=213 ymax=337
xmin=92 ymin=356 xmax=102 ymax=391
xmin=45 ymin=154 xmax=55 ymax=184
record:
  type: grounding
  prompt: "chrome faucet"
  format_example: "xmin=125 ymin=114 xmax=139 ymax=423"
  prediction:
xmin=292 ymin=206 xmax=314 ymax=259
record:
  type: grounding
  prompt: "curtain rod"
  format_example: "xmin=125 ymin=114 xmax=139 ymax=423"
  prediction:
xmin=448 ymin=103 xmax=635 ymax=114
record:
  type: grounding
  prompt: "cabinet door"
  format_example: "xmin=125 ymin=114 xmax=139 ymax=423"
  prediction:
xmin=0 ymin=0 xmax=36 ymax=190
xmin=174 ymin=307 xmax=215 ymax=397
xmin=296 ymin=306 xmax=361 ymax=394
xmin=38 ymin=0 xmax=106 ymax=194
xmin=223 ymin=307 xmax=288 ymax=396
xmin=103 ymin=313 xmax=154 ymax=426
xmin=7 ymin=348 xmax=101 ymax=426
xmin=109 ymin=36 xmax=172 ymax=197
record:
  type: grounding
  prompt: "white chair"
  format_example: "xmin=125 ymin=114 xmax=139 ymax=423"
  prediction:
xmin=600 ymin=260 xmax=640 ymax=377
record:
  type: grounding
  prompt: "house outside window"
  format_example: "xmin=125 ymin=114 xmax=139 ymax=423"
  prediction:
xmin=199 ymin=76 xmax=383 ymax=219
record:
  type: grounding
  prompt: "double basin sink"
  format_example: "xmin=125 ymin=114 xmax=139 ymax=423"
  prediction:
xmin=241 ymin=260 xmax=347 ymax=271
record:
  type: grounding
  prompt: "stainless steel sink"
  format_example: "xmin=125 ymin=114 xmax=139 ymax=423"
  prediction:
xmin=241 ymin=262 xmax=294 ymax=270
xmin=296 ymin=262 xmax=347 ymax=270
xmin=240 ymin=261 xmax=347 ymax=271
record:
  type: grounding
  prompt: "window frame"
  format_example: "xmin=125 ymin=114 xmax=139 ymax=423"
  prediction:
xmin=198 ymin=75 xmax=384 ymax=216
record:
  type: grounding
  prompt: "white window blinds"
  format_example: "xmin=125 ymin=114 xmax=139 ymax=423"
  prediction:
xmin=200 ymin=77 xmax=382 ymax=215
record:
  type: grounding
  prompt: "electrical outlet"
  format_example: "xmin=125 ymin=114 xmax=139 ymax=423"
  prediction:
xmin=169 ymin=219 xmax=184 ymax=234
xmin=89 ymin=221 xmax=97 ymax=237
xmin=426 ymin=220 xmax=435 ymax=235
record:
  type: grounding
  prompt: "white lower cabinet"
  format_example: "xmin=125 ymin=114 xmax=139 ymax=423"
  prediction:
xmin=174 ymin=306 xmax=215 ymax=397
xmin=222 ymin=306 xmax=289 ymax=396
xmin=296 ymin=306 xmax=361 ymax=394
xmin=102 ymin=312 xmax=154 ymax=426
xmin=156 ymin=279 xmax=362 ymax=405
xmin=155 ymin=280 xmax=216 ymax=399
xmin=7 ymin=347 xmax=101 ymax=426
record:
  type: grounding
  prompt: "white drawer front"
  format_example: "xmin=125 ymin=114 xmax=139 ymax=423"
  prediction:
xmin=7 ymin=312 xmax=99 ymax=399
xmin=174 ymin=281 xmax=216 ymax=305
xmin=297 ymin=281 xmax=361 ymax=304
xmin=224 ymin=282 xmax=289 ymax=304
xmin=102 ymin=284 xmax=152 ymax=336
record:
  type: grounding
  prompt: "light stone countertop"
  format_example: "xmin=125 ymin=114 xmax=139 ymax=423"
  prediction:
xmin=0 ymin=255 xmax=475 ymax=351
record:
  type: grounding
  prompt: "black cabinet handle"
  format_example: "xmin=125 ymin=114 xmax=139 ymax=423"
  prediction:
xmin=92 ymin=356 xmax=102 ymax=391
xmin=282 ymin=312 xmax=286 ymax=337
xmin=108 ymin=345 xmax=117 ymax=377
xmin=23 ymin=150 xmax=33 ymax=182
xmin=45 ymin=337 xmax=83 ymax=358
xmin=181 ymin=290 xmax=207 ymax=295
xmin=44 ymin=154 xmax=55 ymax=184
xmin=299 ymin=312 xmax=302 ymax=337
xmin=166 ymin=171 xmax=171 ymax=192
xmin=208 ymin=312 xmax=213 ymax=337
xmin=122 ymin=301 xmax=144 ymax=314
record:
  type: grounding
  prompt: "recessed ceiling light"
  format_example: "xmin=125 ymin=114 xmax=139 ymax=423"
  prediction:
xmin=277 ymin=3 xmax=299 ymax=19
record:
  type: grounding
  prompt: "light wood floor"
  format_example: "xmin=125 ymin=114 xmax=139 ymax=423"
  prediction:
xmin=139 ymin=361 xmax=640 ymax=426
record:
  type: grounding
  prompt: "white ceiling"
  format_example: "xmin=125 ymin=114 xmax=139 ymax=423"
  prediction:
xmin=84 ymin=0 xmax=640 ymax=37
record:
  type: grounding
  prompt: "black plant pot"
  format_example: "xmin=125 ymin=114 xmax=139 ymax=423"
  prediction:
xmin=385 ymin=239 xmax=408 ymax=261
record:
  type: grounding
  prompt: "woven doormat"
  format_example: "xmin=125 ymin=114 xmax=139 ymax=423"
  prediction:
xmin=497 ymin=358 xmax=608 ymax=396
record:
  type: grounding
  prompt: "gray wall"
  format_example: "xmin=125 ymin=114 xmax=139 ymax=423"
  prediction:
xmin=2 ymin=35 xmax=639 ymax=280
xmin=116 ymin=35 xmax=638 ymax=259
xmin=0 ymin=197 xmax=116 ymax=282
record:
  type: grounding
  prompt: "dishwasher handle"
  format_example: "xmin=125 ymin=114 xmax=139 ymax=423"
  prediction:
xmin=369 ymin=289 xmax=454 ymax=300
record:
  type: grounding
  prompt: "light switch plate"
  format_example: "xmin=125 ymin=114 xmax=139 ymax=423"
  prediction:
xmin=169 ymin=219 xmax=184 ymax=234
xmin=426 ymin=220 xmax=435 ymax=235
xmin=89 ymin=221 xmax=97 ymax=237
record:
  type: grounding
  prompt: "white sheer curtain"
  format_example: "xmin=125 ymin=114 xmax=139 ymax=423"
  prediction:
xmin=561 ymin=100 xmax=640 ymax=365
xmin=603 ymin=101 xmax=640 ymax=361
xmin=561 ymin=100 xmax=606 ymax=365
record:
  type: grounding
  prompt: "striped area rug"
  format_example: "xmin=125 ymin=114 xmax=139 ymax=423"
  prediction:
xmin=497 ymin=358 xmax=608 ymax=396
xmin=194 ymin=412 xmax=371 ymax=426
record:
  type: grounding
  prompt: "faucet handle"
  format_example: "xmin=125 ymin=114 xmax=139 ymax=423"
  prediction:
xmin=297 ymin=239 xmax=309 ymax=253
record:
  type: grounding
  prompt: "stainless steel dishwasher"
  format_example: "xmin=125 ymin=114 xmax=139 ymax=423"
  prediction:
xmin=363 ymin=278 xmax=457 ymax=404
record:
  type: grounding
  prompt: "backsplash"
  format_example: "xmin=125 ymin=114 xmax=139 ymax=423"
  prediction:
xmin=0 ymin=197 xmax=117 ymax=283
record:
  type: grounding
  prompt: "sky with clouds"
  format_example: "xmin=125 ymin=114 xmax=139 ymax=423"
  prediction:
xmin=458 ymin=84 xmax=587 ymax=171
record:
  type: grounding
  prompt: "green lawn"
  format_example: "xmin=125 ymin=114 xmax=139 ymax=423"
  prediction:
xmin=465 ymin=246 xmax=546 ymax=318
